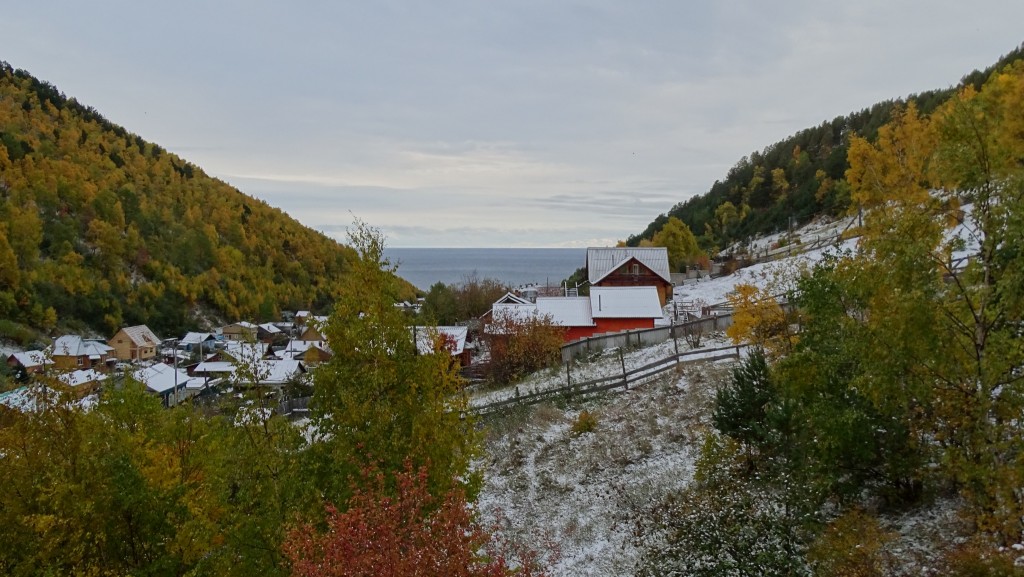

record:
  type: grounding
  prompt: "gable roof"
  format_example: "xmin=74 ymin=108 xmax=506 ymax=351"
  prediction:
xmin=494 ymin=292 xmax=533 ymax=305
xmin=8 ymin=350 xmax=52 ymax=369
xmin=132 ymin=363 xmax=203 ymax=394
xmin=180 ymin=332 xmax=216 ymax=346
xmin=51 ymin=336 xmax=113 ymax=358
xmin=117 ymin=325 xmax=161 ymax=347
xmin=586 ymin=247 xmax=671 ymax=284
xmin=589 ymin=286 xmax=664 ymax=319
xmin=276 ymin=339 xmax=331 ymax=360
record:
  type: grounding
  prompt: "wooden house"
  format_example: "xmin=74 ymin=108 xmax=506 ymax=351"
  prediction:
xmin=221 ymin=321 xmax=258 ymax=342
xmin=6 ymin=350 xmax=52 ymax=377
xmin=108 ymin=325 xmax=161 ymax=362
xmin=50 ymin=336 xmax=114 ymax=371
xmin=586 ymin=247 xmax=673 ymax=306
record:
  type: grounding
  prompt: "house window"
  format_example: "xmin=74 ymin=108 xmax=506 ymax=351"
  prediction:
xmin=76 ymin=357 xmax=83 ymax=366
xmin=631 ymin=263 xmax=640 ymax=275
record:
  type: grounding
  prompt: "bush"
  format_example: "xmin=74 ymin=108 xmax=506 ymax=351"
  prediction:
xmin=485 ymin=313 xmax=565 ymax=385
xmin=571 ymin=410 xmax=597 ymax=436
xmin=806 ymin=509 xmax=896 ymax=577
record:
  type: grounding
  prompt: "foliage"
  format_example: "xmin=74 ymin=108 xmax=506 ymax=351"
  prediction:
xmin=485 ymin=311 xmax=565 ymax=385
xmin=712 ymin=348 xmax=779 ymax=468
xmin=421 ymin=274 xmax=509 ymax=325
xmin=651 ymin=216 xmax=702 ymax=272
xmin=938 ymin=538 xmax=1024 ymax=577
xmin=570 ymin=409 xmax=597 ymax=436
xmin=805 ymin=509 xmax=896 ymax=577
xmin=311 ymin=220 xmax=479 ymax=503
xmin=635 ymin=433 xmax=813 ymax=577
xmin=725 ymin=283 xmax=797 ymax=357
xmin=0 ymin=61 xmax=388 ymax=336
xmin=627 ymin=44 xmax=1024 ymax=253
xmin=284 ymin=462 xmax=547 ymax=577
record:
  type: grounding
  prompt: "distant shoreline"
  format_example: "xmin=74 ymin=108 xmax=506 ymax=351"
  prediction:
xmin=383 ymin=247 xmax=585 ymax=292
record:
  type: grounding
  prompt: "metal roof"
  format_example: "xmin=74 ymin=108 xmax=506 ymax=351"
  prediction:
xmin=536 ymin=297 xmax=594 ymax=327
xmin=586 ymin=247 xmax=671 ymax=284
xmin=589 ymin=286 xmax=664 ymax=319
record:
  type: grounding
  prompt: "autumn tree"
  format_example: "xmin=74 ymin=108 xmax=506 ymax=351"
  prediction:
xmin=651 ymin=216 xmax=701 ymax=272
xmin=284 ymin=462 xmax=546 ymax=577
xmin=484 ymin=310 xmax=566 ymax=385
xmin=310 ymin=220 xmax=479 ymax=503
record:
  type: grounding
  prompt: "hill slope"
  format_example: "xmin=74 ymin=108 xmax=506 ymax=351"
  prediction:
xmin=627 ymin=42 xmax=1024 ymax=252
xmin=0 ymin=62 xmax=368 ymax=339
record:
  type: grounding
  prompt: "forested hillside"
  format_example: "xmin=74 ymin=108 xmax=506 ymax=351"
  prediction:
xmin=628 ymin=43 xmax=1024 ymax=253
xmin=0 ymin=62 xmax=370 ymax=339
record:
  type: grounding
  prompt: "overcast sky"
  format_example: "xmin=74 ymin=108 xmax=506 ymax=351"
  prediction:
xmin=3 ymin=2 xmax=1021 ymax=247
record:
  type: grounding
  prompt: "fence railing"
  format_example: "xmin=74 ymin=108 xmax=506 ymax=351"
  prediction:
xmin=473 ymin=344 xmax=742 ymax=416
xmin=560 ymin=313 xmax=735 ymax=362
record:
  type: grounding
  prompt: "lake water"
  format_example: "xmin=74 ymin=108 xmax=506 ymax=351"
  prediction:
xmin=383 ymin=248 xmax=586 ymax=292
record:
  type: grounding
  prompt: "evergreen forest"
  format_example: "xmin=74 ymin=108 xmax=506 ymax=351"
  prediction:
xmin=628 ymin=43 xmax=1024 ymax=255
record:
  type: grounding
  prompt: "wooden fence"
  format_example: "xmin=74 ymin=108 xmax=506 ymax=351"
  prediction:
xmin=560 ymin=313 xmax=735 ymax=362
xmin=473 ymin=344 xmax=742 ymax=416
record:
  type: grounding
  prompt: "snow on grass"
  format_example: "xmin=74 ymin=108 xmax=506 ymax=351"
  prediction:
xmin=475 ymin=354 xmax=736 ymax=576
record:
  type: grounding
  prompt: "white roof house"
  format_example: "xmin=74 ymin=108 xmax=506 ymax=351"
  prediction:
xmin=8 ymin=350 xmax=53 ymax=371
xmin=132 ymin=363 xmax=203 ymax=395
xmin=193 ymin=358 xmax=305 ymax=387
xmin=180 ymin=332 xmax=217 ymax=347
xmin=57 ymin=368 xmax=108 ymax=389
xmin=586 ymin=247 xmax=672 ymax=284
xmin=276 ymin=340 xmax=331 ymax=360
xmin=51 ymin=336 xmax=113 ymax=359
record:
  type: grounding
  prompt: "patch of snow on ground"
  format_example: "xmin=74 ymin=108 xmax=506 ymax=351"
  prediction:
xmin=475 ymin=341 xmax=736 ymax=576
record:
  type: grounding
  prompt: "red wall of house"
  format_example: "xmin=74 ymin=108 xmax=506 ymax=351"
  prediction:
xmin=594 ymin=317 xmax=656 ymax=334
xmin=562 ymin=318 xmax=656 ymax=343
xmin=564 ymin=326 xmax=597 ymax=342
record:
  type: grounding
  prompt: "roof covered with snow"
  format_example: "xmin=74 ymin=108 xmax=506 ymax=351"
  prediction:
xmin=8 ymin=350 xmax=52 ymax=369
xmin=536 ymin=297 xmax=595 ymax=327
xmin=51 ymin=336 xmax=113 ymax=358
xmin=132 ymin=362 xmax=202 ymax=394
xmin=589 ymin=286 xmax=664 ymax=319
xmin=58 ymin=368 xmax=108 ymax=388
xmin=116 ymin=325 xmax=161 ymax=347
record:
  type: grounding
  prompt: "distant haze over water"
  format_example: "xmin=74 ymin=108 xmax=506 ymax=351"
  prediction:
xmin=384 ymin=248 xmax=586 ymax=292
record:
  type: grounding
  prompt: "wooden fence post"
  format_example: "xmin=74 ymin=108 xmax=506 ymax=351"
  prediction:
xmin=619 ymin=349 xmax=627 ymax=389
xmin=565 ymin=361 xmax=572 ymax=393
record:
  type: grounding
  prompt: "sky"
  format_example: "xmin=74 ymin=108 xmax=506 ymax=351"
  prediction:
xmin=3 ymin=2 xmax=1022 ymax=247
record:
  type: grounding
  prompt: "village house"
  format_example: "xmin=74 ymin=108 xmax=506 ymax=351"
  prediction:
xmin=6 ymin=350 xmax=52 ymax=377
xmin=298 ymin=316 xmax=329 ymax=342
xmin=50 ymin=335 xmax=114 ymax=371
xmin=411 ymin=326 xmax=472 ymax=367
xmin=132 ymin=363 xmax=205 ymax=407
xmin=277 ymin=340 xmax=333 ymax=366
xmin=57 ymin=368 xmax=108 ymax=397
xmin=108 ymin=325 xmax=162 ymax=362
xmin=485 ymin=285 xmax=665 ymax=343
xmin=586 ymin=247 xmax=673 ymax=306
xmin=221 ymin=321 xmax=258 ymax=342
xmin=179 ymin=332 xmax=218 ymax=353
